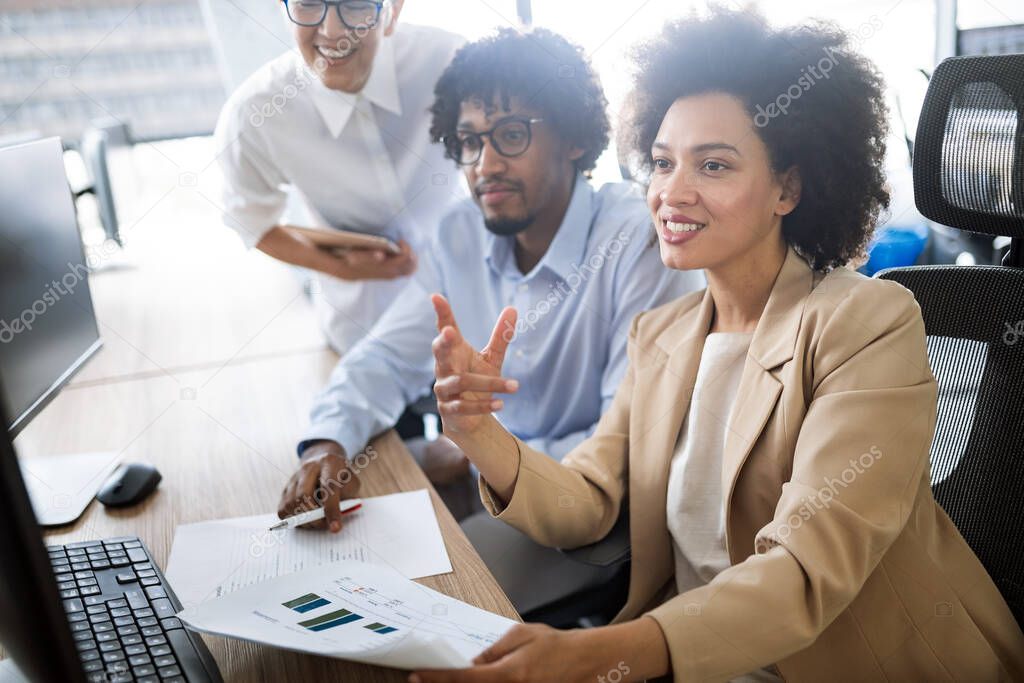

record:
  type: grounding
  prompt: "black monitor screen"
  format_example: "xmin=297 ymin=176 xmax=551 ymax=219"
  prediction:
xmin=0 ymin=138 xmax=101 ymax=437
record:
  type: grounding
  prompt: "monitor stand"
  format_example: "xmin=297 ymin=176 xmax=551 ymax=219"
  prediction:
xmin=17 ymin=451 xmax=121 ymax=526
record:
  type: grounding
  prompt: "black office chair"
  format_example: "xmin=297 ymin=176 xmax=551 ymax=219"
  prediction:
xmin=875 ymin=53 xmax=1024 ymax=629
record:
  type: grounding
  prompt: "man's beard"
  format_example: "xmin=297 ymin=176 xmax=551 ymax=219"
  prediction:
xmin=483 ymin=214 xmax=535 ymax=236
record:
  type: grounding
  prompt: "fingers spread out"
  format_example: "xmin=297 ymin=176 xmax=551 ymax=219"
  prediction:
xmin=482 ymin=306 xmax=518 ymax=368
xmin=433 ymin=373 xmax=519 ymax=401
xmin=431 ymin=293 xmax=460 ymax=335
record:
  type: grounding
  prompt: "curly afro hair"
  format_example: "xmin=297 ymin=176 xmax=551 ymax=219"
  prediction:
xmin=430 ymin=27 xmax=610 ymax=175
xmin=626 ymin=8 xmax=890 ymax=270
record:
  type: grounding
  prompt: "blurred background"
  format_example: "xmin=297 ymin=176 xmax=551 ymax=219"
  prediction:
xmin=1 ymin=0 xmax=1022 ymax=275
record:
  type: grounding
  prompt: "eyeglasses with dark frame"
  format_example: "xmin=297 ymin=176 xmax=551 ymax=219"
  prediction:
xmin=283 ymin=0 xmax=386 ymax=29
xmin=445 ymin=117 xmax=545 ymax=166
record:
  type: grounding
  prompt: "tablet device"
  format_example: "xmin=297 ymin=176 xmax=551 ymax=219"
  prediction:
xmin=286 ymin=226 xmax=401 ymax=254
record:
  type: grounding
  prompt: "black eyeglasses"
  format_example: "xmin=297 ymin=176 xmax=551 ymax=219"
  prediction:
xmin=444 ymin=117 xmax=544 ymax=166
xmin=283 ymin=0 xmax=386 ymax=29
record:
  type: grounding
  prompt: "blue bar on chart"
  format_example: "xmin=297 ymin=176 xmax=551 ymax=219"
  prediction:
xmin=282 ymin=593 xmax=331 ymax=613
xmin=363 ymin=622 xmax=399 ymax=635
xmin=299 ymin=608 xmax=363 ymax=631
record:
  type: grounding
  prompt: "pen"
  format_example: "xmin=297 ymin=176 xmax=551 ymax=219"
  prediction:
xmin=268 ymin=498 xmax=363 ymax=531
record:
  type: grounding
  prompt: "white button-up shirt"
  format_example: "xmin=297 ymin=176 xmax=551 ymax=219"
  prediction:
xmin=214 ymin=23 xmax=466 ymax=351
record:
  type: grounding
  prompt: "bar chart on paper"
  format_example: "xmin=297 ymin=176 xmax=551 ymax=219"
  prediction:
xmin=179 ymin=561 xmax=517 ymax=669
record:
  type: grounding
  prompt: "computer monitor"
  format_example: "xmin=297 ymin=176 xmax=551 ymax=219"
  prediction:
xmin=0 ymin=137 xmax=102 ymax=438
xmin=0 ymin=387 xmax=89 ymax=683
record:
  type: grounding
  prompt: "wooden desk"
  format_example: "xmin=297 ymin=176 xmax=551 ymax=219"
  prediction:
xmin=3 ymin=245 xmax=519 ymax=680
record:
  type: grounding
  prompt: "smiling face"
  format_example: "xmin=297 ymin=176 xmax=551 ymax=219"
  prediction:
xmin=647 ymin=92 xmax=800 ymax=274
xmin=457 ymin=96 xmax=581 ymax=237
xmin=290 ymin=0 xmax=403 ymax=93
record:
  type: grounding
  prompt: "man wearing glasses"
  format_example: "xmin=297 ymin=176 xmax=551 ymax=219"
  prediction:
xmin=214 ymin=0 xmax=464 ymax=352
xmin=277 ymin=29 xmax=704 ymax=615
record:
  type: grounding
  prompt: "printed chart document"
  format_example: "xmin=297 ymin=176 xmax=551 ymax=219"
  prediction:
xmin=179 ymin=560 xmax=516 ymax=670
xmin=166 ymin=489 xmax=452 ymax=609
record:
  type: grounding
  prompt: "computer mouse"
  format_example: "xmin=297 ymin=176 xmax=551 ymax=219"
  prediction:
xmin=96 ymin=462 xmax=162 ymax=507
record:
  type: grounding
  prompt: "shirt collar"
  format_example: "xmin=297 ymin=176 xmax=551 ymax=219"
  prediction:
xmin=485 ymin=173 xmax=594 ymax=281
xmin=302 ymin=35 xmax=402 ymax=138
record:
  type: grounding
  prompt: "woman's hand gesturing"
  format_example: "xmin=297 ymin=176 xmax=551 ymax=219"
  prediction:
xmin=430 ymin=294 xmax=520 ymax=436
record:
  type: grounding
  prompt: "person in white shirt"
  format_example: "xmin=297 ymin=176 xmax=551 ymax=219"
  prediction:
xmin=214 ymin=0 xmax=464 ymax=351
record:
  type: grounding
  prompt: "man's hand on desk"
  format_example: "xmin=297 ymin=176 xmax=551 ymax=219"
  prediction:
xmin=330 ymin=239 xmax=417 ymax=281
xmin=277 ymin=440 xmax=361 ymax=533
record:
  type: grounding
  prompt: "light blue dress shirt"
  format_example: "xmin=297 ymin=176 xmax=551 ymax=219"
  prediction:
xmin=300 ymin=174 xmax=704 ymax=460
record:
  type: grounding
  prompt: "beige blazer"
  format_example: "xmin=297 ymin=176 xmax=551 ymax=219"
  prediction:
xmin=480 ymin=247 xmax=1024 ymax=681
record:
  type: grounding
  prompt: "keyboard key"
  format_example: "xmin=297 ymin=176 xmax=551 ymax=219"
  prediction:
xmin=102 ymin=650 xmax=126 ymax=663
xmin=110 ymin=607 xmax=131 ymax=618
xmin=110 ymin=557 xmax=131 ymax=567
xmin=99 ymin=641 xmax=122 ymax=652
xmin=83 ymin=660 xmax=103 ymax=672
xmin=159 ymin=617 xmax=182 ymax=630
xmin=121 ymin=634 xmax=143 ymax=645
xmin=84 ymin=596 xmax=106 ymax=607
xmin=125 ymin=589 xmax=148 ymax=609
xmin=138 ymin=677 xmax=159 ymax=683
xmin=137 ymin=617 xmax=159 ymax=628
xmin=74 ymin=571 xmax=96 ymax=581
xmin=134 ymin=664 xmax=156 ymax=676
xmin=90 ymin=560 xmax=112 ymax=570
xmin=88 ymin=613 xmax=111 ymax=624
xmin=60 ymin=589 xmax=80 ymax=599
xmin=127 ymin=548 xmax=148 ymax=563
xmin=117 ymin=625 xmax=139 ymax=637
xmin=145 ymin=634 xmax=168 ymax=646
xmin=126 ymin=644 xmax=148 ymax=656
xmin=93 ymin=622 xmax=114 ymax=633
xmin=140 ymin=577 xmax=160 ymax=587
xmin=71 ymin=621 xmax=92 ymax=632
xmin=55 ymin=572 xmax=73 ymax=582
xmin=73 ymin=630 xmax=94 ymax=641
xmin=149 ymin=644 xmax=172 ymax=657
xmin=150 ymin=598 xmax=176 ymax=619
xmin=116 ymin=572 xmax=137 ymax=584
xmin=114 ymin=616 xmax=134 ymax=627
xmin=137 ymin=569 xmax=157 ymax=578
xmin=86 ymin=546 xmax=106 ymax=555
xmin=107 ymin=598 xmax=128 ymax=609
xmin=142 ymin=626 xmax=163 ymax=637
xmin=71 ymin=562 xmax=91 ymax=571
xmin=97 ymin=632 xmax=118 ymax=643
xmin=86 ymin=673 xmax=107 ymax=683
xmin=129 ymin=653 xmax=151 ymax=666
xmin=109 ymin=674 xmax=133 ymax=683
xmin=153 ymin=655 xmax=176 ymax=668
xmin=75 ymin=639 xmax=97 ymax=652
xmin=80 ymin=650 xmax=100 ymax=662
xmin=58 ymin=581 xmax=76 ymax=591
xmin=134 ymin=607 xmax=155 ymax=619
xmin=80 ymin=586 xmax=102 ymax=596
xmin=77 ymin=577 xmax=99 ymax=588
xmin=63 ymin=598 xmax=84 ymax=613
xmin=67 ymin=548 xmax=88 ymax=556
xmin=86 ymin=604 xmax=107 ymax=614
xmin=122 ymin=540 xmax=142 ymax=548
xmin=69 ymin=611 xmax=89 ymax=622
xmin=145 ymin=586 xmax=167 ymax=600
xmin=135 ymin=563 xmax=153 ymax=572
xmin=158 ymin=665 xmax=182 ymax=679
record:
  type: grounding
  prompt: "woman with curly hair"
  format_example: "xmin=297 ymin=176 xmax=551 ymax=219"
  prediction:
xmin=410 ymin=9 xmax=1024 ymax=683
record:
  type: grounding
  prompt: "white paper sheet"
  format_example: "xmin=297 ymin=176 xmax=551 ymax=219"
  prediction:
xmin=178 ymin=560 xmax=516 ymax=670
xmin=165 ymin=489 xmax=452 ymax=609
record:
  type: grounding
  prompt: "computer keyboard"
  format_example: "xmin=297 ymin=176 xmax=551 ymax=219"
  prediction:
xmin=48 ymin=536 xmax=221 ymax=683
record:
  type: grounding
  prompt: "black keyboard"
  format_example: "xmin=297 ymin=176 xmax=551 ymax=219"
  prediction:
xmin=47 ymin=536 xmax=222 ymax=683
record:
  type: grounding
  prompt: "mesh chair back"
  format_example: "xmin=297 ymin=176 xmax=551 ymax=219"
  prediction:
xmin=876 ymin=53 xmax=1024 ymax=628
xmin=913 ymin=54 xmax=1024 ymax=236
